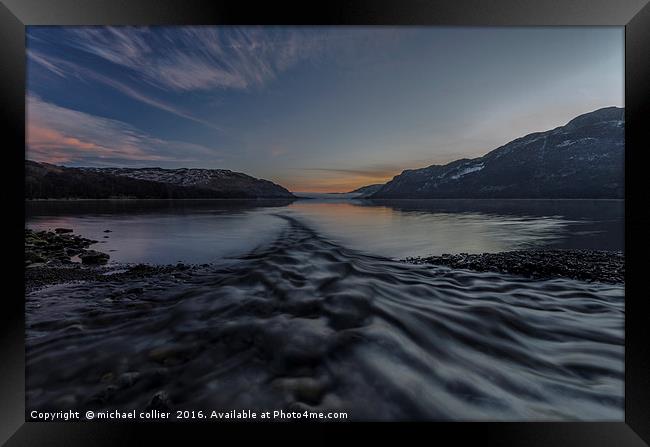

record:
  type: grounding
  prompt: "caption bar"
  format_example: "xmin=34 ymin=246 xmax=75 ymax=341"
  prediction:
xmin=29 ymin=409 xmax=349 ymax=421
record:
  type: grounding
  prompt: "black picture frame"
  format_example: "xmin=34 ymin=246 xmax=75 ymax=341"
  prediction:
xmin=1 ymin=0 xmax=649 ymax=445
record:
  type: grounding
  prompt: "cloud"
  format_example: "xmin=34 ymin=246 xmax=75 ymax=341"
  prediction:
xmin=27 ymin=49 xmax=222 ymax=131
xmin=29 ymin=27 xmax=404 ymax=93
xmin=27 ymin=95 xmax=222 ymax=167
xmin=52 ymin=27 xmax=330 ymax=92
xmin=27 ymin=50 xmax=67 ymax=78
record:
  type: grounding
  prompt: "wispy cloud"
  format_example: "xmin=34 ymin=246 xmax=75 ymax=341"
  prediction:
xmin=27 ymin=94 xmax=222 ymax=167
xmin=27 ymin=50 xmax=67 ymax=78
xmin=29 ymin=27 xmax=405 ymax=93
xmin=27 ymin=26 xmax=405 ymax=136
xmin=27 ymin=49 xmax=222 ymax=131
xmin=53 ymin=27 xmax=330 ymax=92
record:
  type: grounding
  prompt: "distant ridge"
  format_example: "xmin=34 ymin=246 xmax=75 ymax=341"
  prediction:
xmin=25 ymin=161 xmax=295 ymax=199
xmin=347 ymin=184 xmax=383 ymax=196
xmin=370 ymin=107 xmax=624 ymax=199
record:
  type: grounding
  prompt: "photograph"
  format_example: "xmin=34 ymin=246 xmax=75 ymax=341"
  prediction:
xmin=24 ymin=25 xmax=626 ymax=422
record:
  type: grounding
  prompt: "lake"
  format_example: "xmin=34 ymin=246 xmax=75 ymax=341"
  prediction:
xmin=25 ymin=198 xmax=624 ymax=265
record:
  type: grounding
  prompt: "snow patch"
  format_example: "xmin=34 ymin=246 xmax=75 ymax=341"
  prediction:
xmin=451 ymin=163 xmax=484 ymax=180
xmin=556 ymin=137 xmax=598 ymax=148
xmin=557 ymin=140 xmax=576 ymax=147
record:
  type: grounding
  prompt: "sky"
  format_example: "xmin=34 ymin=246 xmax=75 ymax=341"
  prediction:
xmin=26 ymin=26 xmax=624 ymax=192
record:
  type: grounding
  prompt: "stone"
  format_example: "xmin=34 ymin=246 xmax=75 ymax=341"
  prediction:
xmin=146 ymin=390 xmax=171 ymax=411
xmin=79 ymin=250 xmax=110 ymax=265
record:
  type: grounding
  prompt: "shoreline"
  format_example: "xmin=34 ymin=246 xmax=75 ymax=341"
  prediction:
xmin=25 ymin=262 xmax=202 ymax=294
xmin=25 ymin=228 xmax=204 ymax=293
xmin=402 ymin=249 xmax=624 ymax=284
xmin=26 ymin=229 xmax=624 ymax=293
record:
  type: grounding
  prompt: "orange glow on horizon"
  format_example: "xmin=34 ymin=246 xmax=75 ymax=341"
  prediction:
xmin=281 ymin=175 xmax=395 ymax=193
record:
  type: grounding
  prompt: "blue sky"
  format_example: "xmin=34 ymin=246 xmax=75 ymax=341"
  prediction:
xmin=26 ymin=26 xmax=624 ymax=192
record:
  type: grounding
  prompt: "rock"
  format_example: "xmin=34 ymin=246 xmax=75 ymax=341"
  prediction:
xmin=26 ymin=262 xmax=45 ymax=269
xmin=79 ymin=250 xmax=110 ymax=265
xmin=91 ymin=385 xmax=117 ymax=404
xmin=146 ymin=390 xmax=171 ymax=411
xmin=25 ymin=252 xmax=45 ymax=264
xmin=117 ymin=371 xmax=141 ymax=387
xmin=148 ymin=346 xmax=181 ymax=364
xmin=54 ymin=228 xmax=73 ymax=234
xmin=401 ymin=249 xmax=624 ymax=283
xmin=100 ymin=372 xmax=115 ymax=383
xmin=53 ymin=394 xmax=78 ymax=407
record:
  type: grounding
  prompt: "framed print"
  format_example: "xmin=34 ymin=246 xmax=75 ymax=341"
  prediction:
xmin=1 ymin=0 xmax=649 ymax=445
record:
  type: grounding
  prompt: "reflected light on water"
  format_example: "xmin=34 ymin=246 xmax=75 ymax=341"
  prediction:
xmin=26 ymin=199 xmax=623 ymax=264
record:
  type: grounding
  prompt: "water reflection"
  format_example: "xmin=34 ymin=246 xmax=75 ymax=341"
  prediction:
xmin=25 ymin=198 xmax=295 ymax=217
xmin=287 ymin=199 xmax=623 ymax=258
xmin=26 ymin=200 xmax=292 ymax=264
xmin=25 ymin=198 xmax=624 ymax=264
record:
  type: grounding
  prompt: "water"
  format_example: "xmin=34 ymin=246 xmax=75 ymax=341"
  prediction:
xmin=26 ymin=198 xmax=624 ymax=264
xmin=25 ymin=199 xmax=624 ymax=420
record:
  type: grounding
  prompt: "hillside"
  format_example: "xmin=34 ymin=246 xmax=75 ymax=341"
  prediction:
xmin=25 ymin=161 xmax=295 ymax=199
xmin=371 ymin=107 xmax=624 ymax=199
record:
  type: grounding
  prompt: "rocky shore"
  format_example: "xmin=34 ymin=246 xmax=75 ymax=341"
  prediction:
xmin=24 ymin=262 xmax=203 ymax=294
xmin=26 ymin=228 xmax=624 ymax=293
xmin=25 ymin=228 xmax=109 ymax=266
xmin=25 ymin=228 xmax=203 ymax=293
xmin=402 ymin=249 xmax=624 ymax=283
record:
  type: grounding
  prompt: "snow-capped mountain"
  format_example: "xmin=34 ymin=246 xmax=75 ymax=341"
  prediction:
xmin=371 ymin=107 xmax=624 ymax=199
xmin=26 ymin=162 xmax=295 ymax=199
xmin=81 ymin=167 xmax=231 ymax=188
xmin=80 ymin=167 xmax=294 ymax=198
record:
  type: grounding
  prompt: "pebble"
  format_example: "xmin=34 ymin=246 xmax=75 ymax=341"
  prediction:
xmin=403 ymin=249 xmax=624 ymax=283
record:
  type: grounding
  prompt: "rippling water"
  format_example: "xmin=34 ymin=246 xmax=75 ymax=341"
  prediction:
xmin=26 ymin=214 xmax=624 ymax=420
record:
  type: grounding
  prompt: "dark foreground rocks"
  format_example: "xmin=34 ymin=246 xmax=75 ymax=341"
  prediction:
xmin=25 ymin=228 xmax=108 ymax=266
xmin=25 ymin=227 xmax=204 ymax=292
xmin=79 ymin=250 xmax=110 ymax=265
xmin=25 ymin=262 xmax=201 ymax=294
xmin=403 ymin=249 xmax=624 ymax=284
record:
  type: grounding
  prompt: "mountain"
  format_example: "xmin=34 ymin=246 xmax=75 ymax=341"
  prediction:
xmin=25 ymin=161 xmax=295 ymax=199
xmin=371 ymin=107 xmax=624 ymax=199
xmin=347 ymin=184 xmax=384 ymax=196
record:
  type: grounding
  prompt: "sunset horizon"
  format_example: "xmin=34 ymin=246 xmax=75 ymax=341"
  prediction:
xmin=25 ymin=102 xmax=622 ymax=194
xmin=27 ymin=26 xmax=623 ymax=193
